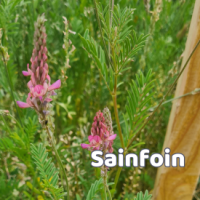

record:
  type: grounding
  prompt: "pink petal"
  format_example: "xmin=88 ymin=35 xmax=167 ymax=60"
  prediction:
xmin=17 ymin=101 xmax=31 ymax=108
xmin=31 ymin=73 xmax=36 ymax=85
xmin=94 ymin=146 xmax=100 ymax=150
xmin=36 ymin=67 xmax=40 ymax=78
xmin=93 ymin=135 xmax=102 ymax=143
xmin=88 ymin=135 xmax=94 ymax=142
xmin=107 ymin=134 xmax=117 ymax=141
xmin=44 ymin=98 xmax=52 ymax=102
xmin=81 ymin=143 xmax=90 ymax=149
xmin=22 ymin=71 xmax=30 ymax=76
xmin=27 ymin=81 xmax=33 ymax=89
xmin=39 ymin=96 xmax=43 ymax=101
xmin=48 ymin=80 xmax=61 ymax=91
xmin=47 ymin=75 xmax=51 ymax=83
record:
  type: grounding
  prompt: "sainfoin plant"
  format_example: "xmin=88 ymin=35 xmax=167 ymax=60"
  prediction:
xmin=0 ymin=0 xmax=199 ymax=200
xmin=16 ymin=14 xmax=70 ymax=200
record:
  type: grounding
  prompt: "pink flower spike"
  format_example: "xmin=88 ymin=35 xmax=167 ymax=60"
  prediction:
xmin=48 ymin=80 xmax=61 ymax=91
xmin=22 ymin=71 xmax=30 ymax=76
xmin=81 ymin=144 xmax=90 ymax=149
xmin=17 ymin=101 xmax=31 ymax=108
xmin=107 ymin=134 xmax=117 ymax=141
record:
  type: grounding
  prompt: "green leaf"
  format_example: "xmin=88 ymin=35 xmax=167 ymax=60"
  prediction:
xmin=76 ymin=194 xmax=81 ymax=200
xmin=86 ymin=178 xmax=103 ymax=200
xmin=125 ymin=69 xmax=155 ymax=140
xmin=134 ymin=190 xmax=152 ymax=200
xmin=30 ymin=143 xmax=64 ymax=199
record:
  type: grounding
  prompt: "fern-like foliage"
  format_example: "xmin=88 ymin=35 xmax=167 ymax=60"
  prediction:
xmin=0 ymin=0 xmax=22 ymax=37
xmin=31 ymin=143 xmax=65 ymax=200
xmin=0 ymin=174 xmax=19 ymax=199
xmin=86 ymin=178 xmax=103 ymax=200
xmin=0 ymin=115 xmax=38 ymax=162
xmin=96 ymin=3 xmax=149 ymax=72
xmin=24 ymin=117 xmax=38 ymax=144
xmin=80 ymin=30 xmax=114 ymax=92
xmin=97 ymin=4 xmax=134 ymax=43
xmin=117 ymin=32 xmax=149 ymax=72
xmin=80 ymin=3 xmax=149 ymax=94
xmin=125 ymin=69 xmax=155 ymax=143
xmin=134 ymin=190 xmax=152 ymax=200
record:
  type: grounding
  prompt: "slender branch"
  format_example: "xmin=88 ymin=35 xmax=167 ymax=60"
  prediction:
xmin=112 ymin=167 xmax=122 ymax=192
xmin=103 ymin=175 xmax=107 ymax=200
xmin=106 ymin=183 xmax=112 ymax=200
xmin=45 ymin=126 xmax=70 ymax=200
xmin=110 ymin=0 xmax=114 ymax=28
xmin=112 ymin=46 xmax=125 ymax=149
xmin=127 ymin=39 xmax=200 ymax=150
xmin=108 ymin=0 xmax=114 ymax=67
xmin=1 ymin=50 xmax=23 ymax=127
xmin=97 ymin=65 xmax=113 ymax=95
xmin=113 ymin=92 xmax=125 ymax=149
xmin=113 ymin=88 xmax=200 ymax=128
xmin=150 ymin=88 xmax=200 ymax=110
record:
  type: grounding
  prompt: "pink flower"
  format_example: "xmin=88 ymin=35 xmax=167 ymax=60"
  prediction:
xmin=81 ymin=109 xmax=116 ymax=153
xmin=31 ymin=84 xmax=48 ymax=97
xmin=17 ymin=14 xmax=61 ymax=121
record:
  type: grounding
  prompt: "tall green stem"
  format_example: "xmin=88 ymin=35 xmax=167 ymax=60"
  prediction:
xmin=113 ymin=167 xmax=122 ymax=192
xmin=112 ymin=46 xmax=125 ymax=149
xmin=45 ymin=126 xmax=70 ymax=200
xmin=103 ymin=175 xmax=107 ymax=200
xmin=103 ymin=166 xmax=112 ymax=200
xmin=113 ymin=91 xmax=125 ymax=149
xmin=106 ymin=183 xmax=112 ymax=200
xmin=108 ymin=0 xmax=114 ymax=65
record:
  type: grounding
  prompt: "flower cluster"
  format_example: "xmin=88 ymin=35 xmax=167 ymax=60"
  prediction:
xmin=17 ymin=14 xmax=61 ymax=122
xmin=81 ymin=108 xmax=116 ymax=153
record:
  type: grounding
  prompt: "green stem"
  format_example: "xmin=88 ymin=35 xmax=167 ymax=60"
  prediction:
xmin=150 ymin=88 xmax=200 ymax=110
xmin=113 ymin=88 xmax=200 ymax=128
xmin=1 ymin=51 xmax=23 ymax=127
xmin=112 ymin=167 xmax=122 ymax=194
xmin=112 ymin=46 xmax=125 ymax=149
xmin=45 ymin=126 xmax=70 ymax=200
xmin=113 ymin=92 xmax=125 ymax=149
xmin=108 ymin=0 xmax=114 ymax=66
xmin=104 ymin=175 xmax=107 ymax=200
xmin=106 ymin=183 xmax=112 ymax=200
